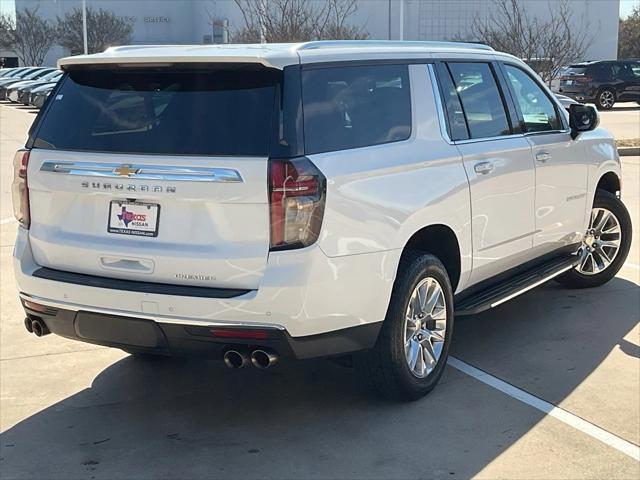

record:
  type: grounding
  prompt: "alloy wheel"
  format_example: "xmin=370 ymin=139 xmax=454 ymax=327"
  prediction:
xmin=576 ymin=207 xmax=622 ymax=275
xmin=599 ymin=90 xmax=615 ymax=109
xmin=403 ymin=277 xmax=447 ymax=378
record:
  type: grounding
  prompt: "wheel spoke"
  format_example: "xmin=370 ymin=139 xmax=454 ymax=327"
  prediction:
xmin=594 ymin=210 xmax=610 ymax=233
xmin=422 ymin=340 xmax=437 ymax=368
xmin=407 ymin=340 xmax=420 ymax=370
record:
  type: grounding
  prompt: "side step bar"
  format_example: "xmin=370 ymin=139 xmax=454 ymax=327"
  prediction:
xmin=455 ymin=255 xmax=580 ymax=316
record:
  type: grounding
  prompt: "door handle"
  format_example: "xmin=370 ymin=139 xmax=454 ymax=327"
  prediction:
xmin=474 ymin=161 xmax=494 ymax=175
xmin=535 ymin=151 xmax=551 ymax=163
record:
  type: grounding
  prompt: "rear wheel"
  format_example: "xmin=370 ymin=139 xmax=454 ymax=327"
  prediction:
xmin=557 ymin=191 xmax=632 ymax=288
xmin=356 ymin=252 xmax=454 ymax=401
xmin=596 ymin=88 xmax=616 ymax=110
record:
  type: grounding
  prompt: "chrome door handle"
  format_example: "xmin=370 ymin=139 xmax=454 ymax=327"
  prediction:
xmin=535 ymin=151 xmax=551 ymax=163
xmin=474 ymin=161 xmax=494 ymax=175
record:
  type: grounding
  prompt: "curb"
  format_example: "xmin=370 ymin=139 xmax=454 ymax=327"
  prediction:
xmin=618 ymin=147 xmax=640 ymax=157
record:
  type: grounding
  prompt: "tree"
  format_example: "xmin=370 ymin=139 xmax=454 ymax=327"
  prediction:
xmin=0 ymin=13 xmax=16 ymax=51
xmin=11 ymin=7 xmax=55 ymax=66
xmin=56 ymin=7 xmax=134 ymax=55
xmin=618 ymin=5 xmax=640 ymax=59
xmin=232 ymin=0 xmax=368 ymax=43
xmin=465 ymin=0 xmax=594 ymax=84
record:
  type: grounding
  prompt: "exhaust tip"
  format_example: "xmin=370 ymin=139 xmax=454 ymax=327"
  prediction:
xmin=24 ymin=317 xmax=33 ymax=333
xmin=223 ymin=349 xmax=248 ymax=369
xmin=250 ymin=349 xmax=278 ymax=369
xmin=31 ymin=319 xmax=50 ymax=337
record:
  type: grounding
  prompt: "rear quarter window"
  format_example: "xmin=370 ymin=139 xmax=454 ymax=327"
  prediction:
xmin=301 ymin=64 xmax=411 ymax=154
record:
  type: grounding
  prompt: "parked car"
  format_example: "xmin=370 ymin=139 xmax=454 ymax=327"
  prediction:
xmin=8 ymin=70 xmax=62 ymax=103
xmin=0 ymin=68 xmax=55 ymax=100
xmin=555 ymin=93 xmax=579 ymax=111
xmin=549 ymin=66 xmax=570 ymax=92
xmin=0 ymin=67 xmax=42 ymax=88
xmin=0 ymin=67 xmax=32 ymax=79
xmin=13 ymin=42 xmax=631 ymax=400
xmin=30 ymin=85 xmax=54 ymax=109
xmin=559 ymin=60 xmax=640 ymax=109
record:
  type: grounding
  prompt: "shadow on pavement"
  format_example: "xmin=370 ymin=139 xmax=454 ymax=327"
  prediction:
xmin=1 ymin=278 xmax=638 ymax=479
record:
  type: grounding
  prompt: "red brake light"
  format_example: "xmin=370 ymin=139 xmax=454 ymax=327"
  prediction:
xmin=268 ymin=157 xmax=326 ymax=250
xmin=11 ymin=149 xmax=30 ymax=229
xmin=210 ymin=329 xmax=270 ymax=340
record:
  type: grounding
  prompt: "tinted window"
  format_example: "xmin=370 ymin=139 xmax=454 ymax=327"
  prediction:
xmin=613 ymin=62 xmax=639 ymax=79
xmin=504 ymin=65 xmax=561 ymax=133
xmin=34 ymin=66 xmax=280 ymax=156
xmin=302 ymin=64 xmax=411 ymax=154
xmin=435 ymin=64 xmax=469 ymax=140
xmin=447 ymin=63 xmax=511 ymax=139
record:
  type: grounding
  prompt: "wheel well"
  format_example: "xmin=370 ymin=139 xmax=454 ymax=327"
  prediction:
xmin=597 ymin=172 xmax=620 ymax=196
xmin=401 ymin=225 xmax=461 ymax=291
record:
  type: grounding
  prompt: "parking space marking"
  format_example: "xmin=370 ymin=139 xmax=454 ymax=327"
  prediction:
xmin=448 ymin=356 xmax=640 ymax=461
xmin=1 ymin=217 xmax=16 ymax=225
xmin=623 ymin=262 xmax=640 ymax=270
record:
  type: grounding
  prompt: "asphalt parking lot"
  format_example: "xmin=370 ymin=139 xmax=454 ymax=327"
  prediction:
xmin=0 ymin=101 xmax=638 ymax=479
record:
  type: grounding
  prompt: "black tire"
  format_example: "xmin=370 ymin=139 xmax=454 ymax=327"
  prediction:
xmin=595 ymin=88 xmax=616 ymax=110
xmin=355 ymin=252 xmax=454 ymax=401
xmin=557 ymin=190 xmax=632 ymax=288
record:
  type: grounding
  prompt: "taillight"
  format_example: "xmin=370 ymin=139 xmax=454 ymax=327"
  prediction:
xmin=576 ymin=76 xmax=592 ymax=83
xmin=268 ymin=157 xmax=326 ymax=251
xmin=11 ymin=149 xmax=30 ymax=229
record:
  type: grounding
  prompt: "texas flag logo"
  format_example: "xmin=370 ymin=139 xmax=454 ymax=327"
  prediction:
xmin=117 ymin=206 xmax=146 ymax=227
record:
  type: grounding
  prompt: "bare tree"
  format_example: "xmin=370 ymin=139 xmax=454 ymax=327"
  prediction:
xmin=232 ymin=0 xmax=368 ymax=43
xmin=56 ymin=7 xmax=134 ymax=55
xmin=11 ymin=7 xmax=55 ymax=66
xmin=0 ymin=13 xmax=16 ymax=51
xmin=467 ymin=0 xmax=594 ymax=84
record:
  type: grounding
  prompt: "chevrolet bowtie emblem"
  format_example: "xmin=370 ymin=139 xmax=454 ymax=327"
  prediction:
xmin=113 ymin=165 xmax=140 ymax=177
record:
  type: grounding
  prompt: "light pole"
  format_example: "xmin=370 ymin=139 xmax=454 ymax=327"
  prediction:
xmin=399 ymin=0 xmax=404 ymax=41
xmin=82 ymin=0 xmax=88 ymax=54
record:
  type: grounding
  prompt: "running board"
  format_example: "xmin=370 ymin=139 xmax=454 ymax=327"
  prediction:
xmin=454 ymin=255 xmax=580 ymax=316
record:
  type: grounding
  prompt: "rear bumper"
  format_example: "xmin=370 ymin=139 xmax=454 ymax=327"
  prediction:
xmin=21 ymin=296 xmax=382 ymax=359
xmin=14 ymin=226 xmax=399 ymax=352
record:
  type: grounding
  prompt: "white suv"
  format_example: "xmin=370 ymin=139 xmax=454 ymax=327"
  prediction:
xmin=13 ymin=41 xmax=632 ymax=400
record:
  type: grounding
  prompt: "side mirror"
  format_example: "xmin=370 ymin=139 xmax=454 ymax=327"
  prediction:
xmin=569 ymin=104 xmax=599 ymax=139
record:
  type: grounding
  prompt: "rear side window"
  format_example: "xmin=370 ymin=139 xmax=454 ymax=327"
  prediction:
xmin=301 ymin=64 xmax=411 ymax=154
xmin=504 ymin=65 xmax=561 ymax=133
xmin=447 ymin=63 xmax=511 ymax=139
xmin=33 ymin=66 xmax=281 ymax=156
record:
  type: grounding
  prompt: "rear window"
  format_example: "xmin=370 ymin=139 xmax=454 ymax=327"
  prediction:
xmin=301 ymin=64 xmax=411 ymax=154
xmin=565 ymin=66 xmax=589 ymax=76
xmin=33 ymin=65 xmax=282 ymax=156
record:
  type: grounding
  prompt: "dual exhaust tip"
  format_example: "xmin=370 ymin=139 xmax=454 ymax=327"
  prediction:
xmin=223 ymin=348 xmax=278 ymax=370
xmin=24 ymin=317 xmax=50 ymax=337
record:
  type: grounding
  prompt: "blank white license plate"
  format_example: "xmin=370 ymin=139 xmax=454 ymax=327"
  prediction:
xmin=108 ymin=201 xmax=160 ymax=237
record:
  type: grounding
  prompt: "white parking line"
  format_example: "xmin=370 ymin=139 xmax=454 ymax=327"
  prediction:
xmin=448 ymin=356 xmax=640 ymax=462
xmin=0 ymin=217 xmax=16 ymax=225
xmin=623 ymin=262 xmax=640 ymax=270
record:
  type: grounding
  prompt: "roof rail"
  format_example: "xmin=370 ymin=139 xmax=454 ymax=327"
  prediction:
xmin=296 ymin=40 xmax=494 ymax=52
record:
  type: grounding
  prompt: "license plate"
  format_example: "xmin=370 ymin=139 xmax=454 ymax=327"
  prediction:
xmin=565 ymin=80 xmax=574 ymax=85
xmin=108 ymin=201 xmax=160 ymax=237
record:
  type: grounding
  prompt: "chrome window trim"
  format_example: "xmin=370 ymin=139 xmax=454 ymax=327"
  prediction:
xmin=453 ymin=133 xmax=525 ymax=145
xmin=40 ymin=161 xmax=244 ymax=183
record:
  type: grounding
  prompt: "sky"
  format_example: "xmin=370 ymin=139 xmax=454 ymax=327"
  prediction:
xmin=1 ymin=0 xmax=639 ymax=19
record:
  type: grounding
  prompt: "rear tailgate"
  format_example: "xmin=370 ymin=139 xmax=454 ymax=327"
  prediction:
xmin=26 ymin=64 xmax=280 ymax=290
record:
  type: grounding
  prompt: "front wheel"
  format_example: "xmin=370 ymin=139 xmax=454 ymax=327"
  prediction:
xmin=355 ymin=252 xmax=454 ymax=401
xmin=557 ymin=190 xmax=632 ymax=288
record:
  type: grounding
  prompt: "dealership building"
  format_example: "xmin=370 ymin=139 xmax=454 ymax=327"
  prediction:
xmin=13 ymin=0 xmax=620 ymax=67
